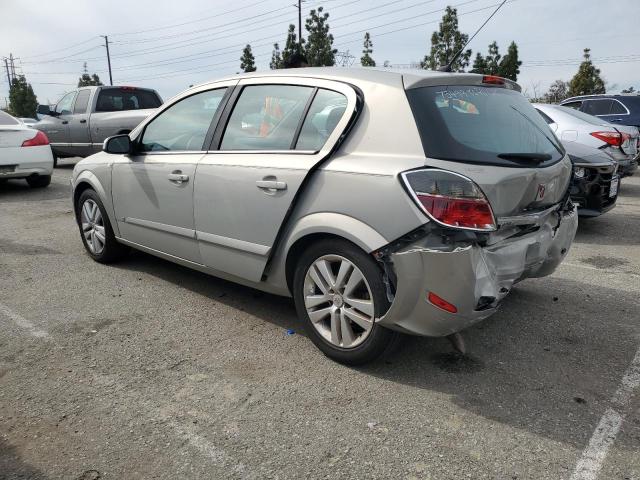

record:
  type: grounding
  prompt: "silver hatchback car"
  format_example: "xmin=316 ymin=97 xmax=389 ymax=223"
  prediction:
xmin=71 ymin=68 xmax=578 ymax=365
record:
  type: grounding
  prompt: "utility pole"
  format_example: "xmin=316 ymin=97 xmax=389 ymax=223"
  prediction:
xmin=3 ymin=58 xmax=11 ymax=86
xmin=9 ymin=53 xmax=16 ymax=80
xmin=101 ymin=35 xmax=113 ymax=86
xmin=294 ymin=0 xmax=304 ymax=52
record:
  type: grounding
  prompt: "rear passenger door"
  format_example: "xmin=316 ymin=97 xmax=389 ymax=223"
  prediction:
xmin=194 ymin=78 xmax=358 ymax=282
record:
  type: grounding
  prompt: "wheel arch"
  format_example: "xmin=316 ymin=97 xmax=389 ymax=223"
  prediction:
xmin=72 ymin=171 xmax=120 ymax=236
xmin=282 ymin=213 xmax=388 ymax=293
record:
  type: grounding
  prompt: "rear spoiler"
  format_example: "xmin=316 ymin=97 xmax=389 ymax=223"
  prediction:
xmin=403 ymin=72 xmax=521 ymax=92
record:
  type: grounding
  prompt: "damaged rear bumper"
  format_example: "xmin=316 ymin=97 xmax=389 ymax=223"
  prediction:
xmin=376 ymin=206 xmax=578 ymax=337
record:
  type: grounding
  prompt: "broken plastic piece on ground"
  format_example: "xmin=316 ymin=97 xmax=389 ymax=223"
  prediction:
xmin=286 ymin=329 xmax=295 ymax=335
xmin=447 ymin=332 xmax=466 ymax=354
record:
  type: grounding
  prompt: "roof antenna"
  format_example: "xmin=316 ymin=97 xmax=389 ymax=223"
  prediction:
xmin=438 ymin=0 xmax=508 ymax=72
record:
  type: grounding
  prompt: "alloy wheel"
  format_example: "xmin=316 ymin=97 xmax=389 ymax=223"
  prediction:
xmin=303 ymin=255 xmax=375 ymax=349
xmin=80 ymin=199 xmax=105 ymax=255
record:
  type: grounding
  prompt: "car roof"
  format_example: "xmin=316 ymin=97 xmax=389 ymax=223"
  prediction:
xmin=195 ymin=67 xmax=522 ymax=92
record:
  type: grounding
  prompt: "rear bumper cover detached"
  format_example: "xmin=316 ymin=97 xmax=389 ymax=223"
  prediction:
xmin=377 ymin=206 xmax=578 ymax=337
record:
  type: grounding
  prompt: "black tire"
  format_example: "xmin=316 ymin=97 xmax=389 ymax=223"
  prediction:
xmin=76 ymin=189 xmax=129 ymax=263
xmin=292 ymin=238 xmax=398 ymax=366
xmin=50 ymin=147 xmax=58 ymax=167
xmin=26 ymin=175 xmax=51 ymax=188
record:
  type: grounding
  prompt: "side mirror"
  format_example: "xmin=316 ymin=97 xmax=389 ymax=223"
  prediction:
xmin=103 ymin=134 xmax=132 ymax=154
xmin=37 ymin=104 xmax=53 ymax=116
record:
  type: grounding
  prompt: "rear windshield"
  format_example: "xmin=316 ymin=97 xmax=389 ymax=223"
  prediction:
xmin=406 ymin=86 xmax=564 ymax=167
xmin=96 ymin=88 xmax=162 ymax=112
xmin=0 ymin=110 xmax=19 ymax=125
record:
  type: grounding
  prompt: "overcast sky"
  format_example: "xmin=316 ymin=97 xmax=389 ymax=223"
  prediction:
xmin=1 ymin=0 xmax=638 ymax=106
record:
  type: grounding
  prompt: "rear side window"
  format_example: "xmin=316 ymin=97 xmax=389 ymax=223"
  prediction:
xmin=295 ymin=89 xmax=347 ymax=151
xmin=74 ymin=90 xmax=91 ymax=114
xmin=141 ymin=88 xmax=227 ymax=152
xmin=583 ymin=99 xmax=612 ymax=116
xmin=221 ymin=85 xmax=314 ymax=150
xmin=0 ymin=110 xmax=19 ymax=125
xmin=406 ymin=86 xmax=564 ymax=167
xmin=96 ymin=88 xmax=162 ymax=112
xmin=609 ymin=100 xmax=627 ymax=115
xmin=562 ymin=101 xmax=582 ymax=110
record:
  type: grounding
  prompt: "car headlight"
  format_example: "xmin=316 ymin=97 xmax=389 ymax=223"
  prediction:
xmin=574 ymin=167 xmax=586 ymax=178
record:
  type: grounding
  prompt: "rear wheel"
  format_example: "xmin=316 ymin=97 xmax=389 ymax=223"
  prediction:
xmin=293 ymin=239 xmax=398 ymax=365
xmin=26 ymin=175 xmax=51 ymax=188
xmin=76 ymin=189 xmax=129 ymax=263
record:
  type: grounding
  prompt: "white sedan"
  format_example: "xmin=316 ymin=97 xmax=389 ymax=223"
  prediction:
xmin=0 ymin=110 xmax=53 ymax=188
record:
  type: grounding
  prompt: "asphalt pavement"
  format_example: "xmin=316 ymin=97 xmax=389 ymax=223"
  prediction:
xmin=1 ymin=158 xmax=639 ymax=480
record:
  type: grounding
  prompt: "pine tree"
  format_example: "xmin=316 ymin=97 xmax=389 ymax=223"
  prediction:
xmin=568 ymin=48 xmax=605 ymax=97
xmin=421 ymin=6 xmax=471 ymax=72
xmin=498 ymin=41 xmax=522 ymax=81
xmin=8 ymin=75 xmax=38 ymax=118
xmin=361 ymin=32 xmax=375 ymax=67
xmin=485 ymin=41 xmax=501 ymax=75
xmin=270 ymin=43 xmax=283 ymax=69
xmin=304 ymin=7 xmax=336 ymax=67
xmin=240 ymin=44 xmax=257 ymax=72
xmin=282 ymin=24 xmax=300 ymax=66
xmin=77 ymin=62 xmax=103 ymax=87
xmin=470 ymin=52 xmax=488 ymax=74
xmin=621 ymin=86 xmax=636 ymax=93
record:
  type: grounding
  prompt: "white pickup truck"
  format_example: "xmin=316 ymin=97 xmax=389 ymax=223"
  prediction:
xmin=35 ymin=85 xmax=162 ymax=163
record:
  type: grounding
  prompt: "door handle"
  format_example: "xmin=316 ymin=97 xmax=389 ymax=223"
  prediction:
xmin=168 ymin=171 xmax=189 ymax=184
xmin=256 ymin=179 xmax=287 ymax=190
xmin=80 ymin=119 xmax=87 ymax=124
xmin=61 ymin=120 xmax=68 ymax=125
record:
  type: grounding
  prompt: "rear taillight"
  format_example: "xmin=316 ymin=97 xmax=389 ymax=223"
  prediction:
xmin=21 ymin=130 xmax=49 ymax=147
xmin=590 ymin=131 xmax=623 ymax=147
xmin=401 ymin=169 xmax=496 ymax=231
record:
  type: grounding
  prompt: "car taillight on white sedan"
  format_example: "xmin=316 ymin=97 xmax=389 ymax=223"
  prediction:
xmin=590 ymin=131 xmax=629 ymax=147
xmin=21 ymin=130 xmax=49 ymax=147
xmin=400 ymin=169 xmax=496 ymax=231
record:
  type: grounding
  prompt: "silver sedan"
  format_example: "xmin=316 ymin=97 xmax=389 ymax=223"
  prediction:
xmin=71 ymin=69 xmax=577 ymax=365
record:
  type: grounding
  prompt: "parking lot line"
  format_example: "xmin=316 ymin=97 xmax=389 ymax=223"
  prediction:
xmin=569 ymin=346 xmax=640 ymax=480
xmin=0 ymin=302 xmax=48 ymax=338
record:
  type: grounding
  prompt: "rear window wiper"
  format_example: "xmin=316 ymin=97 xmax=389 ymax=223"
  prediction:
xmin=497 ymin=152 xmax=552 ymax=163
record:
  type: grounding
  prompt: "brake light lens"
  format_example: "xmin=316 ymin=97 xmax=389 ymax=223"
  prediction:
xmin=401 ymin=169 xmax=496 ymax=231
xmin=21 ymin=130 xmax=49 ymax=147
xmin=428 ymin=292 xmax=458 ymax=313
xmin=590 ymin=131 xmax=623 ymax=147
xmin=482 ymin=75 xmax=505 ymax=85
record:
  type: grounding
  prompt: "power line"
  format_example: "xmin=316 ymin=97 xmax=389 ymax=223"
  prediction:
xmin=20 ymin=37 xmax=97 ymax=60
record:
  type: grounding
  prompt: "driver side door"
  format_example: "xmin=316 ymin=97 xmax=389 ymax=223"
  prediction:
xmin=42 ymin=91 xmax=76 ymax=155
xmin=111 ymin=85 xmax=232 ymax=264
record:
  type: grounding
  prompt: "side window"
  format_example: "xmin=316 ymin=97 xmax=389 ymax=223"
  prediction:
xmin=583 ymin=100 xmax=612 ymax=116
xmin=296 ymin=89 xmax=348 ymax=151
xmin=562 ymin=101 xmax=582 ymax=110
xmin=140 ymin=88 xmax=227 ymax=152
xmin=535 ymin=109 xmax=555 ymax=125
xmin=610 ymin=100 xmax=628 ymax=115
xmin=73 ymin=90 xmax=91 ymax=114
xmin=55 ymin=92 xmax=77 ymax=115
xmin=220 ymin=85 xmax=314 ymax=150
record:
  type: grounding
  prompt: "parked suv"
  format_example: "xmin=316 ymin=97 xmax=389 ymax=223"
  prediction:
xmin=560 ymin=94 xmax=640 ymax=128
xmin=71 ymin=69 xmax=577 ymax=365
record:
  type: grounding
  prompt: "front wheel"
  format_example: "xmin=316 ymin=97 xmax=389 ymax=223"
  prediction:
xmin=76 ymin=189 xmax=129 ymax=263
xmin=292 ymin=239 xmax=398 ymax=365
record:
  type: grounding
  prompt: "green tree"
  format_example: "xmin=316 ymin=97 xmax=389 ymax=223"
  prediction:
xmin=77 ymin=62 xmax=103 ymax=87
xmin=542 ymin=79 xmax=570 ymax=103
xmin=8 ymin=75 xmax=38 ymax=118
xmin=421 ymin=6 xmax=471 ymax=72
xmin=240 ymin=44 xmax=257 ymax=72
xmin=485 ymin=41 xmax=501 ymax=75
xmin=470 ymin=52 xmax=488 ymax=74
xmin=568 ymin=48 xmax=605 ymax=97
xmin=361 ymin=32 xmax=375 ymax=67
xmin=304 ymin=7 xmax=336 ymax=67
xmin=270 ymin=43 xmax=283 ymax=69
xmin=621 ymin=86 xmax=636 ymax=93
xmin=282 ymin=24 xmax=300 ymax=66
xmin=498 ymin=41 xmax=522 ymax=81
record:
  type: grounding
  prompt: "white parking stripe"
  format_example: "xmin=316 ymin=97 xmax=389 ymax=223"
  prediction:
xmin=570 ymin=347 xmax=640 ymax=480
xmin=0 ymin=302 xmax=48 ymax=338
